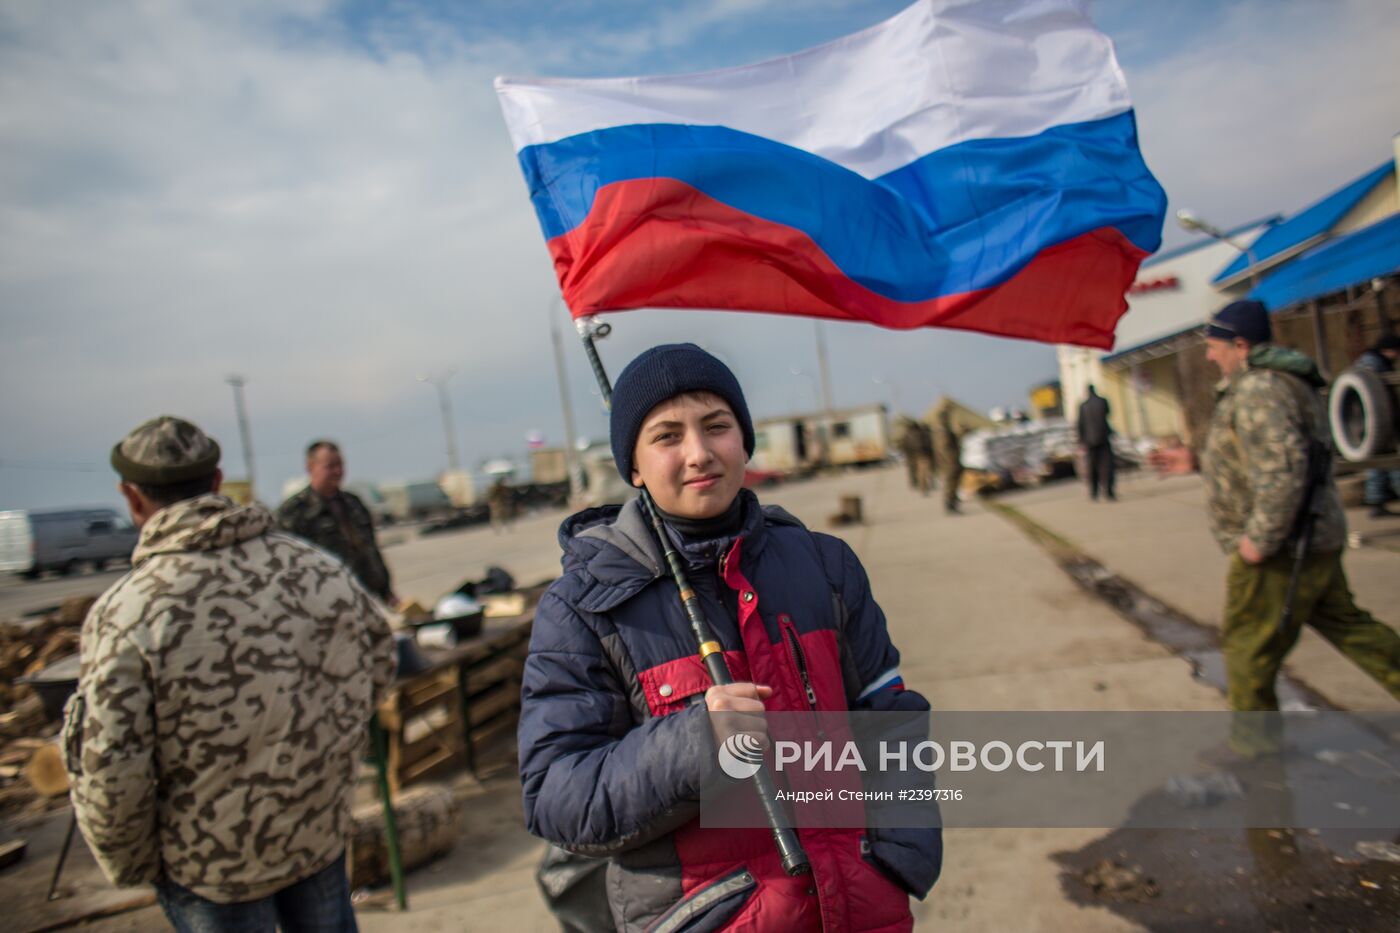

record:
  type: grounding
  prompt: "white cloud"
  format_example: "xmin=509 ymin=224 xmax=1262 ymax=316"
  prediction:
xmin=0 ymin=1 xmax=565 ymax=501
xmin=1125 ymin=0 xmax=1400 ymax=246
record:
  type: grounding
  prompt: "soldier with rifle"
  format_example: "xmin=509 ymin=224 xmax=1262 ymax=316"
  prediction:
xmin=1152 ymin=301 xmax=1400 ymax=750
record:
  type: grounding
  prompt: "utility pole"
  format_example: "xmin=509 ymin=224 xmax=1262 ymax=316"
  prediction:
xmin=418 ymin=371 xmax=462 ymax=473
xmin=225 ymin=375 xmax=256 ymax=499
xmin=872 ymin=375 xmax=902 ymax=416
xmin=813 ymin=322 xmax=835 ymax=413
xmin=813 ymin=323 xmax=836 ymax=464
xmin=549 ymin=300 xmax=582 ymax=500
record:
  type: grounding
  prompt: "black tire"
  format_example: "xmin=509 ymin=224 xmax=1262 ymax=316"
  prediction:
xmin=1330 ymin=369 xmax=1397 ymax=461
xmin=21 ymin=567 xmax=40 ymax=581
xmin=58 ymin=560 xmax=77 ymax=577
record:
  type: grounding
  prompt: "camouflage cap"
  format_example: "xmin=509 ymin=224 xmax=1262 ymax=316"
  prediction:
xmin=111 ymin=415 xmax=221 ymax=486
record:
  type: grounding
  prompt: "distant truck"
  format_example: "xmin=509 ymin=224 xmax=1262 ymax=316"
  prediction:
xmin=0 ymin=508 xmax=139 ymax=579
xmin=378 ymin=481 xmax=454 ymax=523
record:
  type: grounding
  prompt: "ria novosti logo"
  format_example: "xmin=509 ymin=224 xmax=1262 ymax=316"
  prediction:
xmin=718 ymin=733 xmax=765 ymax=779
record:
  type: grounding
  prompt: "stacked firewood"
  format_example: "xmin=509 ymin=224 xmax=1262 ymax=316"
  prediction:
xmin=0 ymin=595 xmax=96 ymax=816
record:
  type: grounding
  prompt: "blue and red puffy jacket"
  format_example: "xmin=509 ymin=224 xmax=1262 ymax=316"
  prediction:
xmin=519 ymin=491 xmax=941 ymax=932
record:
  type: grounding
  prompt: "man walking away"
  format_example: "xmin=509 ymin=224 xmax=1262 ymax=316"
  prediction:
xmin=64 ymin=416 xmax=397 ymax=932
xmin=1077 ymin=384 xmax=1116 ymax=501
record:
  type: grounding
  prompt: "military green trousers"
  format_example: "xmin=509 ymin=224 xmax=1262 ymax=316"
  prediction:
xmin=941 ymin=465 xmax=963 ymax=510
xmin=1223 ymin=549 xmax=1400 ymax=712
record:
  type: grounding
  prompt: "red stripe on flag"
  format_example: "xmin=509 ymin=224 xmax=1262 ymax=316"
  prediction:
xmin=548 ymin=178 xmax=1146 ymax=349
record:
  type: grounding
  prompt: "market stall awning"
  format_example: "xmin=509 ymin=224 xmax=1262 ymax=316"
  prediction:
xmin=1213 ymin=160 xmax=1394 ymax=287
xmin=1101 ymin=322 xmax=1201 ymax=369
xmin=1248 ymin=212 xmax=1400 ymax=311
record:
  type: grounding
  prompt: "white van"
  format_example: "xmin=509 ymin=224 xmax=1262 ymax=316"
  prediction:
xmin=0 ymin=508 xmax=139 ymax=579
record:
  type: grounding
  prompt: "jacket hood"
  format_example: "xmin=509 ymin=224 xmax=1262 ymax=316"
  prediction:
xmin=555 ymin=490 xmax=804 ymax=614
xmin=133 ymin=494 xmax=275 ymax=565
xmin=1247 ymin=344 xmax=1326 ymax=387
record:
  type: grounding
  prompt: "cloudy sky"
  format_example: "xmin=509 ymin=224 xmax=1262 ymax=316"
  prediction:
xmin=2 ymin=0 xmax=1398 ymax=509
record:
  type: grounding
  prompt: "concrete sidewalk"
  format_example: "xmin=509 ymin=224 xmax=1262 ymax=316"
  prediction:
xmin=1001 ymin=470 xmax=1400 ymax=712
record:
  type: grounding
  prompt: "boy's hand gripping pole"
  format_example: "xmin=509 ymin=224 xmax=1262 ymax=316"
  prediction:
xmin=574 ymin=316 xmax=811 ymax=878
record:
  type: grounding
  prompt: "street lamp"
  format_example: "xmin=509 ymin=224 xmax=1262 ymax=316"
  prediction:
xmin=1176 ymin=208 xmax=1260 ymax=286
xmin=547 ymin=299 xmax=582 ymax=501
xmin=225 ymin=375 xmax=256 ymax=500
xmin=417 ymin=370 xmax=462 ymax=473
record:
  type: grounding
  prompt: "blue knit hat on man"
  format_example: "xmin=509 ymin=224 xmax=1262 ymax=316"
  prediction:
xmin=1206 ymin=299 xmax=1272 ymax=345
xmin=609 ymin=344 xmax=755 ymax=481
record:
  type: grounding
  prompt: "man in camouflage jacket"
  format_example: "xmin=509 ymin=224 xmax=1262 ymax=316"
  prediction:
xmin=63 ymin=416 xmax=396 ymax=927
xmin=1162 ymin=301 xmax=1399 ymax=724
xmin=277 ymin=439 xmax=394 ymax=602
xmin=932 ymin=399 xmax=964 ymax=514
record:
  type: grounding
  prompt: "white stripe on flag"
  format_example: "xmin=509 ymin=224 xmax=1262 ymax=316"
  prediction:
xmin=495 ymin=0 xmax=1131 ymax=179
xmin=858 ymin=668 xmax=902 ymax=701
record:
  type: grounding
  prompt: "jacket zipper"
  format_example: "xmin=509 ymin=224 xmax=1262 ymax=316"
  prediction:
xmin=721 ymin=551 xmax=820 ymax=716
xmin=782 ymin=622 xmax=819 ymax=712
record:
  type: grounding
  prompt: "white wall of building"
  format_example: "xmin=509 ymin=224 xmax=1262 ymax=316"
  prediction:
xmin=1057 ymin=223 xmax=1271 ymax=431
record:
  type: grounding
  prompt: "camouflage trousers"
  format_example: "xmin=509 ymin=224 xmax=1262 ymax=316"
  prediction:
xmin=1223 ymin=549 xmax=1400 ymax=714
xmin=941 ymin=465 xmax=963 ymax=511
xmin=905 ymin=455 xmax=934 ymax=495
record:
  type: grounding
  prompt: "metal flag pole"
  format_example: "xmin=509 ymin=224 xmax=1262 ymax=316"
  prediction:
xmin=573 ymin=314 xmax=810 ymax=878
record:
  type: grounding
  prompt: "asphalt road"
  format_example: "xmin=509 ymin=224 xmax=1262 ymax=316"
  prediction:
xmin=0 ymin=565 xmax=128 ymax=619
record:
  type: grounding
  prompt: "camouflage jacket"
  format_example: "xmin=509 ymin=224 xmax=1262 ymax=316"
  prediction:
xmin=898 ymin=421 xmax=934 ymax=458
xmin=62 ymin=495 xmax=396 ymax=902
xmin=933 ymin=421 xmax=961 ymax=466
xmin=276 ymin=487 xmax=392 ymax=599
xmin=1200 ymin=345 xmax=1346 ymax=557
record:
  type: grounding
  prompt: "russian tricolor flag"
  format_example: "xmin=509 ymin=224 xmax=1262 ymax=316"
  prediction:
xmin=496 ymin=0 xmax=1165 ymax=350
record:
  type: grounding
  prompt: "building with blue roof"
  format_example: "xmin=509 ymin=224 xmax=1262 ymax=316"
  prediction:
xmin=1057 ymin=138 xmax=1400 ymax=449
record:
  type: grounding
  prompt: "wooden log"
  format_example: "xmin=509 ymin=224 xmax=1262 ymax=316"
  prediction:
xmin=348 ymin=784 xmax=459 ymax=889
xmin=25 ymin=741 xmax=69 ymax=797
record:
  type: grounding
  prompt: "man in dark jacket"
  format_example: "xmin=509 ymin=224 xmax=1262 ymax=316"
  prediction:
xmin=1076 ymin=385 xmax=1115 ymax=501
xmin=518 ymin=344 xmax=940 ymax=932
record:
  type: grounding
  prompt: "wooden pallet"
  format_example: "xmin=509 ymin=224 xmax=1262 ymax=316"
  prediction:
xmin=377 ymin=585 xmax=544 ymax=794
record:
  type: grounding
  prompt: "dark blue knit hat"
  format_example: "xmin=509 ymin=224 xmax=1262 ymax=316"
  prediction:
xmin=610 ymin=343 xmax=755 ymax=480
xmin=1206 ymin=299 xmax=1271 ymax=345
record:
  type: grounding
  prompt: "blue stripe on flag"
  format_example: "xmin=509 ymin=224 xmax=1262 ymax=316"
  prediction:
xmin=517 ymin=111 xmax=1164 ymax=301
